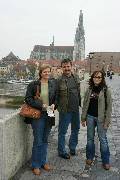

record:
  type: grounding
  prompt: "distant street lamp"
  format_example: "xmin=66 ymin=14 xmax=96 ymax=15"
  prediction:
xmin=119 ymin=61 xmax=120 ymax=75
xmin=109 ymin=56 xmax=113 ymax=71
xmin=102 ymin=61 xmax=106 ymax=76
xmin=96 ymin=63 xmax=99 ymax=71
xmin=89 ymin=52 xmax=94 ymax=75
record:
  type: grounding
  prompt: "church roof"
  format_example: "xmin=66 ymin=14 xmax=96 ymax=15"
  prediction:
xmin=2 ymin=51 xmax=21 ymax=62
xmin=33 ymin=45 xmax=74 ymax=53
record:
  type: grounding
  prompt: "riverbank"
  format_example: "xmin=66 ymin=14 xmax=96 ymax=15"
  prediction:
xmin=0 ymin=95 xmax=24 ymax=108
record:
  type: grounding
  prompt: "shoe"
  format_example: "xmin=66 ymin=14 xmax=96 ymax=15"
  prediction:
xmin=43 ymin=164 xmax=52 ymax=171
xmin=32 ymin=168 xmax=41 ymax=175
xmin=70 ymin=150 xmax=76 ymax=156
xmin=58 ymin=153 xmax=70 ymax=159
xmin=103 ymin=164 xmax=110 ymax=170
xmin=86 ymin=159 xmax=93 ymax=165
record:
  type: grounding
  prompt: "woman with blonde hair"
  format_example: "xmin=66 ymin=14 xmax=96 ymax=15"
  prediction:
xmin=25 ymin=64 xmax=57 ymax=175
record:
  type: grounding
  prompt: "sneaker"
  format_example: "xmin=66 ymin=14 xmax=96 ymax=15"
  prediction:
xmin=58 ymin=153 xmax=70 ymax=159
xmin=70 ymin=150 xmax=76 ymax=156
xmin=102 ymin=164 xmax=110 ymax=170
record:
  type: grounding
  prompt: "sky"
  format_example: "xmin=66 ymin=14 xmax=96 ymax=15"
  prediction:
xmin=0 ymin=0 xmax=120 ymax=60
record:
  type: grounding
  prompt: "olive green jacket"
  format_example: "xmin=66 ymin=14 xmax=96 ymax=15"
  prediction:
xmin=56 ymin=74 xmax=81 ymax=112
xmin=81 ymin=87 xmax=112 ymax=126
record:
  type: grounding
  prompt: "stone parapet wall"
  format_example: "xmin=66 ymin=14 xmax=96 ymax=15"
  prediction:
xmin=0 ymin=111 xmax=33 ymax=180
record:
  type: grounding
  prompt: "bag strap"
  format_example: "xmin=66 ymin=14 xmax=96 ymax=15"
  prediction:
xmin=35 ymin=85 xmax=40 ymax=98
xmin=104 ymin=87 xmax=107 ymax=111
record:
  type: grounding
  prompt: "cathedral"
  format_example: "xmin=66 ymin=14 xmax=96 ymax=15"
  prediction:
xmin=30 ymin=10 xmax=85 ymax=61
xmin=73 ymin=10 xmax=85 ymax=61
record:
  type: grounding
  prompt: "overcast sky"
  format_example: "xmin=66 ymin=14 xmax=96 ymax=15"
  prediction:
xmin=0 ymin=0 xmax=120 ymax=60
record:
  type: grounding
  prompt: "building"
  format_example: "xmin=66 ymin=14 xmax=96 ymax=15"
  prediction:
xmin=1 ymin=52 xmax=21 ymax=65
xmin=88 ymin=52 xmax=120 ymax=73
xmin=0 ymin=64 xmax=10 ymax=77
xmin=73 ymin=10 xmax=85 ymax=61
xmin=30 ymin=10 xmax=85 ymax=61
xmin=30 ymin=43 xmax=74 ymax=61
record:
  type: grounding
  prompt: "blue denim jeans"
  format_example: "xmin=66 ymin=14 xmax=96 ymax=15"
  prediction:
xmin=86 ymin=114 xmax=110 ymax=164
xmin=31 ymin=114 xmax=51 ymax=168
xmin=58 ymin=112 xmax=80 ymax=155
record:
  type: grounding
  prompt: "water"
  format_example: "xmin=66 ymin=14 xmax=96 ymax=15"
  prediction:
xmin=0 ymin=83 xmax=27 ymax=119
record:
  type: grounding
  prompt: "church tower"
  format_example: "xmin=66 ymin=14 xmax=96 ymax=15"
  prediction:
xmin=73 ymin=10 xmax=85 ymax=61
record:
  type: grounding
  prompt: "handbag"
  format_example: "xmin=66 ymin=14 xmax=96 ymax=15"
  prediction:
xmin=19 ymin=85 xmax=41 ymax=119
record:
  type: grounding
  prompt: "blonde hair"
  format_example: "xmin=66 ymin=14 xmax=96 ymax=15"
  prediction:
xmin=39 ymin=64 xmax=51 ymax=79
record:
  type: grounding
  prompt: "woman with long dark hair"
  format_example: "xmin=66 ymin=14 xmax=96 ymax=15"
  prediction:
xmin=25 ymin=64 xmax=57 ymax=175
xmin=81 ymin=71 xmax=112 ymax=170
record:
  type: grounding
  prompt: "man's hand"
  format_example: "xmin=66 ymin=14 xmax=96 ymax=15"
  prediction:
xmin=103 ymin=123 xmax=109 ymax=130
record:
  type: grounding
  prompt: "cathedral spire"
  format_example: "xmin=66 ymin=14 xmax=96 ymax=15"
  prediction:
xmin=79 ymin=10 xmax=83 ymax=26
xmin=73 ymin=10 xmax=85 ymax=61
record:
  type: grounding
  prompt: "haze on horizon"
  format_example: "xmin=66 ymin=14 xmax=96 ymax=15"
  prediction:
xmin=0 ymin=0 xmax=120 ymax=60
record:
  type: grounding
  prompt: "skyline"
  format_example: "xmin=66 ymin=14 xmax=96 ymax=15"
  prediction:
xmin=0 ymin=0 xmax=120 ymax=60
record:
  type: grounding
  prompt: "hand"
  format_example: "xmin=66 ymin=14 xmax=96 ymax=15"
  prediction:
xmin=43 ymin=104 xmax=48 ymax=109
xmin=50 ymin=104 xmax=55 ymax=111
xmin=81 ymin=121 xmax=86 ymax=127
xmin=103 ymin=123 xmax=109 ymax=129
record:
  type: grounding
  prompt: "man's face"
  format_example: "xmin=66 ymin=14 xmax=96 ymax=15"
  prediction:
xmin=57 ymin=68 xmax=63 ymax=76
xmin=62 ymin=62 xmax=72 ymax=76
xmin=51 ymin=67 xmax=57 ymax=77
xmin=51 ymin=67 xmax=57 ymax=73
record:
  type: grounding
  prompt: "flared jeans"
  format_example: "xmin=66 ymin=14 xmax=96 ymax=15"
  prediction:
xmin=31 ymin=114 xmax=51 ymax=168
xmin=86 ymin=114 xmax=110 ymax=164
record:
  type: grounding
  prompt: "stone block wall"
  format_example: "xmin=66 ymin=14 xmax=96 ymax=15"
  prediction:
xmin=0 ymin=110 xmax=33 ymax=180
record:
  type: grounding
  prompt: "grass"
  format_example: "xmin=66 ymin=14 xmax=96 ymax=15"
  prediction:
xmin=6 ymin=96 xmax=24 ymax=107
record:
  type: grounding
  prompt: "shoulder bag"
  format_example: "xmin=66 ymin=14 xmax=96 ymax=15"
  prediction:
xmin=19 ymin=85 xmax=41 ymax=119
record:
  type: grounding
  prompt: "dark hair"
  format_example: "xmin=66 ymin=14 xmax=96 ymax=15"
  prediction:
xmin=39 ymin=64 xmax=51 ymax=79
xmin=89 ymin=70 xmax=107 ymax=89
xmin=61 ymin=58 xmax=72 ymax=67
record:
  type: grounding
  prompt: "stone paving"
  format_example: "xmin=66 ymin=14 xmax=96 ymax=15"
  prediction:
xmin=13 ymin=75 xmax=120 ymax=180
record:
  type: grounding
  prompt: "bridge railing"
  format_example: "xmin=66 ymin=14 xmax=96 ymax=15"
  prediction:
xmin=0 ymin=110 xmax=33 ymax=180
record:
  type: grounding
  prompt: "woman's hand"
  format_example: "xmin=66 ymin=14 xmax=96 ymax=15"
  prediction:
xmin=50 ymin=104 xmax=55 ymax=111
xmin=43 ymin=104 xmax=48 ymax=109
xmin=81 ymin=121 xmax=86 ymax=127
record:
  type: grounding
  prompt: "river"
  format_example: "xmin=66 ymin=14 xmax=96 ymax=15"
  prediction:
xmin=0 ymin=83 xmax=27 ymax=119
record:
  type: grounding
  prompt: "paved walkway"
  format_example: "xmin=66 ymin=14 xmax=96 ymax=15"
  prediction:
xmin=13 ymin=76 xmax=120 ymax=180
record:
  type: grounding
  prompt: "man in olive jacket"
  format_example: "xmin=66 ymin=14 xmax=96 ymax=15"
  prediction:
xmin=56 ymin=58 xmax=81 ymax=159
